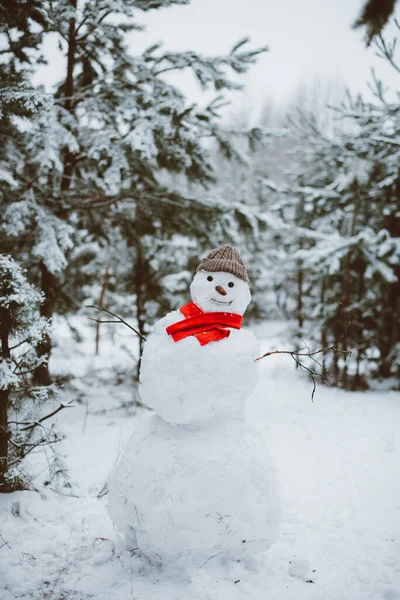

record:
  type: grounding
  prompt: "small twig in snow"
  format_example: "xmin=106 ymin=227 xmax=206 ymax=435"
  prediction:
xmin=199 ymin=550 xmax=224 ymax=568
xmin=0 ymin=535 xmax=11 ymax=550
xmin=97 ymin=482 xmax=109 ymax=498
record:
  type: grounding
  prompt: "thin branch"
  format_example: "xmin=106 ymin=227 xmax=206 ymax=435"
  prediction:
xmin=48 ymin=487 xmax=85 ymax=498
xmin=87 ymin=318 xmax=122 ymax=324
xmin=97 ymin=482 xmax=109 ymax=498
xmin=375 ymin=33 xmax=400 ymax=75
xmin=301 ymin=337 xmax=326 ymax=374
xmin=255 ymin=344 xmax=348 ymax=361
xmin=0 ymin=535 xmax=11 ymax=551
xmin=75 ymin=10 xmax=113 ymax=43
xmin=291 ymin=354 xmax=318 ymax=402
xmin=9 ymin=338 xmax=31 ymax=351
xmin=7 ymin=436 xmax=63 ymax=468
xmin=256 ymin=303 xmax=351 ymax=400
xmin=8 ymin=402 xmax=74 ymax=432
xmin=86 ymin=305 xmax=146 ymax=341
xmin=74 ymin=13 xmax=91 ymax=37
xmin=12 ymin=367 xmax=39 ymax=376
xmin=154 ymin=62 xmax=195 ymax=77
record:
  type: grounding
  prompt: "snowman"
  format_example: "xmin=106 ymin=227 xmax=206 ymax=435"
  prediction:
xmin=107 ymin=245 xmax=280 ymax=567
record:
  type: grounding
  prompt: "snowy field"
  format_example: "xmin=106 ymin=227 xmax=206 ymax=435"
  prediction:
xmin=1 ymin=318 xmax=400 ymax=600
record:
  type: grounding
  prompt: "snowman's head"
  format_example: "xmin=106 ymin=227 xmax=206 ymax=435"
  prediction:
xmin=190 ymin=245 xmax=251 ymax=315
xmin=190 ymin=270 xmax=251 ymax=315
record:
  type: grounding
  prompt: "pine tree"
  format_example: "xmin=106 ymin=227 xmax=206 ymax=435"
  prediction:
xmin=1 ymin=0 xmax=268 ymax=383
xmin=275 ymin=31 xmax=400 ymax=388
xmin=0 ymin=255 xmax=63 ymax=492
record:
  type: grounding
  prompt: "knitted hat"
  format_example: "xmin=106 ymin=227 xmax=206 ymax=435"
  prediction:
xmin=196 ymin=245 xmax=249 ymax=283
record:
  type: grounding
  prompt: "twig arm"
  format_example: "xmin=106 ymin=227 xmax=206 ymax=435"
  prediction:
xmin=255 ymin=345 xmax=349 ymax=362
xmin=86 ymin=305 xmax=147 ymax=341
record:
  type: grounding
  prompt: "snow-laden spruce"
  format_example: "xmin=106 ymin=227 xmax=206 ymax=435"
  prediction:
xmin=0 ymin=255 xmax=63 ymax=492
xmin=107 ymin=246 xmax=280 ymax=566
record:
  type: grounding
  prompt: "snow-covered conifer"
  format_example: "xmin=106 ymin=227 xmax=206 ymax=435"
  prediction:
xmin=2 ymin=0 xmax=270 ymax=383
xmin=0 ymin=255 xmax=63 ymax=492
xmin=275 ymin=29 xmax=400 ymax=388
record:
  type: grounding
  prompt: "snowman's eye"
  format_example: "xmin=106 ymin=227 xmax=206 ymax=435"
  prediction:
xmin=207 ymin=275 xmax=213 ymax=282
xmin=228 ymin=282 xmax=234 ymax=288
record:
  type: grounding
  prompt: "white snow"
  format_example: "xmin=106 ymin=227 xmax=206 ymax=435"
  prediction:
xmin=289 ymin=557 xmax=311 ymax=580
xmin=1 ymin=318 xmax=400 ymax=599
xmin=0 ymin=360 xmax=19 ymax=390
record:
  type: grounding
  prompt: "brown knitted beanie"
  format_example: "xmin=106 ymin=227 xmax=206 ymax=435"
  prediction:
xmin=196 ymin=245 xmax=249 ymax=283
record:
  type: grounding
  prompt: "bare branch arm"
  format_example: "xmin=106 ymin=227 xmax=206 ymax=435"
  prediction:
xmin=86 ymin=305 xmax=147 ymax=341
xmin=255 ymin=303 xmax=351 ymax=400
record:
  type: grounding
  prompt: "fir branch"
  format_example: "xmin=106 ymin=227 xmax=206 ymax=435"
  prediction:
xmin=375 ymin=32 xmax=400 ymax=74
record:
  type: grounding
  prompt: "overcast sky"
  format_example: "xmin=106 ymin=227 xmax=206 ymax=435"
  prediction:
xmin=36 ymin=0 xmax=400 ymax=119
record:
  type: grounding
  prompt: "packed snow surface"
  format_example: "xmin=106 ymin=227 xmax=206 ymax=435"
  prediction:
xmin=0 ymin=318 xmax=400 ymax=599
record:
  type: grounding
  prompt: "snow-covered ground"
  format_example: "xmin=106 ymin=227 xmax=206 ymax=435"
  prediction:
xmin=1 ymin=318 xmax=400 ymax=600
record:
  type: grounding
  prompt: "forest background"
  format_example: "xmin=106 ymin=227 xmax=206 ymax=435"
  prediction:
xmin=0 ymin=0 xmax=399 ymax=492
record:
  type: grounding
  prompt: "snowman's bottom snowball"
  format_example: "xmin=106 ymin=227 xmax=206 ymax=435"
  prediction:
xmin=107 ymin=414 xmax=280 ymax=564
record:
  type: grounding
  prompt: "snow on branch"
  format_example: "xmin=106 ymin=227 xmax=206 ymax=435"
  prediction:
xmin=152 ymin=39 xmax=268 ymax=91
xmin=375 ymin=27 xmax=400 ymax=74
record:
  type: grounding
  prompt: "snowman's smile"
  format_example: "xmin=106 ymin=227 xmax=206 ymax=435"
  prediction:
xmin=210 ymin=297 xmax=232 ymax=305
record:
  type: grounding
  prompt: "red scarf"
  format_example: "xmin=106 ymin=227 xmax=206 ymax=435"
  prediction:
xmin=166 ymin=302 xmax=242 ymax=346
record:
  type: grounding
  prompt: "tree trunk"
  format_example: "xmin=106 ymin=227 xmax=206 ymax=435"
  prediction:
xmin=378 ymin=267 xmax=400 ymax=379
xmin=134 ymin=239 xmax=146 ymax=381
xmin=353 ymin=263 xmax=366 ymax=389
xmin=296 ymin=264 xmax=304 ymax=334
xmin=34 ymin=262 xmax=58 ymax=385
xmin=0 ymin=310 xmax=11 ymax=487
xmin=295 ymin=259 xmax=304 ymax=369
xmin=341 ymin=180 xmax=360 ymax=389
xmin=35 ymin=0 xmax=77 ymax=384
xmin=61 ymin=0 xmax=77 ymax=193
xmin=95 ymin=265 xmax=110 ymax=355
xmin=0 ymin=388 xmax=10 ymax=487
xmin=320 ymin=277 xmax=328 ymax=371
xmin=332 ymin=325 xmax=340 ymax=387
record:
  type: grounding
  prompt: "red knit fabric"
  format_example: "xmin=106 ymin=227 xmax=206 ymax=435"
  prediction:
xmin=166 ymin=302 xmax=242 ymax=346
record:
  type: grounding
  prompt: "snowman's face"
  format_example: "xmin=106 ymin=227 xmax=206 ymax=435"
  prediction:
xmin=190 ymin=270 xmax=251 ymax=315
